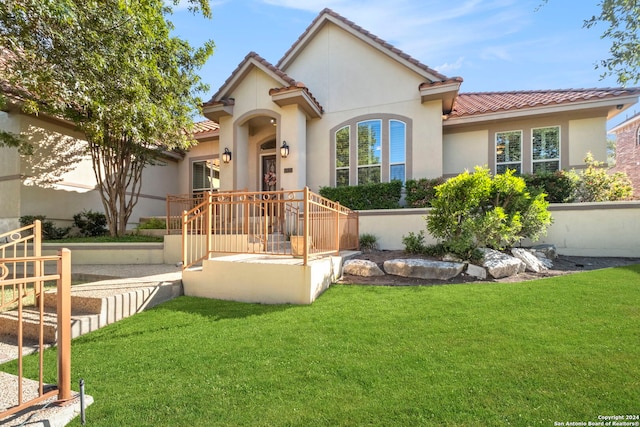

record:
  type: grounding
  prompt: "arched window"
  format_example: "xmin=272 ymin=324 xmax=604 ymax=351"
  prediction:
xmin=333 ymin=115 xmax=409 ymax=186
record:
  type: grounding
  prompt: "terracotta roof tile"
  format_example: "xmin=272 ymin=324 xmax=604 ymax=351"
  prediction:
xmin=268 ymin=82 xmax=325 ymax=114
xmin=450 ymin=87 xmax=640 ymax=117
xmin=192 ymin=120 xmax=219 ymax=136
xmin=276 ymin=8 xmax=449 ymax=83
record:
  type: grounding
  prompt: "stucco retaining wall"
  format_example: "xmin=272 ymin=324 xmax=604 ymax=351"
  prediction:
xmin=358 ymin=201 xmax=640 ymax=257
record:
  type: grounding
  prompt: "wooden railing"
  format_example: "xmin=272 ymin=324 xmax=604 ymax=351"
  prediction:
xmin=181 ymin=188 xmax=359 ymax=269
xmin=0 ymin=221 xmax=72 ymax=420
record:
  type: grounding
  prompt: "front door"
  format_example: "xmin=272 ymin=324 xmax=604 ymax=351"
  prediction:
xmin=262 ymin=155 xmax=277 ymax=191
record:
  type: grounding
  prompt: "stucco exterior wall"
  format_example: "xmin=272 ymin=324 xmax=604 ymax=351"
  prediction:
xmin=568 ymin=117 xmax=607 ymax=166
xmin=0 ymin=112 xmax=22 ymax=232
xmin=358 ymin=202 xmax=640 ymax=257
xmin=443 ymin=131 xmax=489 ymax=176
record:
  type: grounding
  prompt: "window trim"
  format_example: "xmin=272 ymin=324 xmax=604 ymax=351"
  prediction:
xmin=330 ymin=114 xmax=412 ymax=186
xmin=190 ymin=156 xmax=220 ymax=195
xmin=495 ymin=129 xmax=523 ymax=174
xmin=389 ymin=119 xmax=406 ymax=183
xmin=531 ymin=125 xmax=561 ymax=174
xmin=356 ymin=119 xmax=382 ymax=185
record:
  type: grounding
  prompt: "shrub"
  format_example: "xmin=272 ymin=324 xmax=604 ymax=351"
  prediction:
xmin=402 ymin=231 xmax=427 ymax=254
xmin=137 ymin=217 xmax=167 ymax=230
xmin=404 ymin=177 xmax=447 ymax=207
xmin=359 ymin=233 xmax=378 ymax=252
xmin=567 ymin=153 xmax=633 ymax=202
xmin=522 ymin=171 xmax=577 ymax=203
xmin=73 ymin=210 xmax=108 ymax=237
xmin=319 ymin=181 xmax=403 ymax=210
xmin=426 ymin=167 xmax=552 ymax=258
xmin=19 ymin=215 xmax=69 ymax=240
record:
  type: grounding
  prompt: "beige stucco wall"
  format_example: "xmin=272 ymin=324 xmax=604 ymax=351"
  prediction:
xmin=443 ymin=130 xmax=489 ymax=175
xmin=568 ymin=117 xmax=607 ymax=166
xmin=0 ymin=112 xmax=22 ymax=232
xmin=283 ymin=21 xmax=445 ymax=191
xmin=358 ymin=202 xmax=640 ymax=257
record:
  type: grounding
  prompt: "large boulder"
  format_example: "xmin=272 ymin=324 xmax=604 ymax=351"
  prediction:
xmin=465 ymin=263 xmax=487 ymax=280
xmin=531 ymin=244 xmax=557 ymax=260
xmin=383 ymin=259 xmax=465 ymax=281
xmin=343 ymin=259 xmax=385 ymax=277
xmin=511 ymin=248 xmax=548 ymax=273
xmin=479 ymin=248 xmax=526 ymax=279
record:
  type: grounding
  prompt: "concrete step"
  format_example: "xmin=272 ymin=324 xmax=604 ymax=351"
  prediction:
xmin=0 ymin=307 xmax=101 ymax=343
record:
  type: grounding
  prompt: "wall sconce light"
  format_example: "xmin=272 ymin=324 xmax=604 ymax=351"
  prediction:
xmin=280 ymin=141 xmax=290 ymax=158
xmin=222 ymin=147 xmax=232 ymax=163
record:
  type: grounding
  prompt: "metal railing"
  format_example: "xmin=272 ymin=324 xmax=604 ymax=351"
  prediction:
xmin=181 ymin=187 xmax=359 ymax=269
xmin=0 ymin=221 xmax=72 ymax=420
xmin=167 ymin=189 xmax=249 ymax=234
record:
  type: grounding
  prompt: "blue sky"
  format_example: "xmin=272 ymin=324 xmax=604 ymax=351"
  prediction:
xmin=168 ymin=0 xmax=636 ymax=123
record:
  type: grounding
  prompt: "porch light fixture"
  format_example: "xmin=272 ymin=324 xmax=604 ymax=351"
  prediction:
xmin=280 ymin=141 xmax=290 ymax=158
xmin=222 ymin=147 xmax=232 ymax=163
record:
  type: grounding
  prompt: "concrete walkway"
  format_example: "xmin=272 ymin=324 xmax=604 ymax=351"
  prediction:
xmin=0 ymin=263 xmax=183 ymax=427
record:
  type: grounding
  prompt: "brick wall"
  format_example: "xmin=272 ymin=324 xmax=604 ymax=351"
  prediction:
xmin=611 ymin=115 xmax=640 ymax=199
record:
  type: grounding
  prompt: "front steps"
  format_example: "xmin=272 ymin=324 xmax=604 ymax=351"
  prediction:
xmin=0 ymin=277 xmax=183 ymax=346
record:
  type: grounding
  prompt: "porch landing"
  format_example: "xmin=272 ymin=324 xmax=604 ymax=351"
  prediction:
xmin=182 ymin=251 xmax=360 ymax=305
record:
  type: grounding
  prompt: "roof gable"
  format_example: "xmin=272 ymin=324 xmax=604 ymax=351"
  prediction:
xmin=276 ymin=8 xmax=450 ymax=84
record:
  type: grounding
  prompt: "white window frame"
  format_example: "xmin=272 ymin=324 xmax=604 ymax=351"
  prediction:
xmin=335 ymin=126 xmax=350 ymax=187
xmin=191 ymin=157 xmax=220 ymax=194
xmin=495 ymin=130 xmax=523 ymax=174
xmin=357 ymin=119 xmax=382 ymax=185
xmin=531 ymin=126 xmax=561 ymax=174
xmin=389 ymin=119 xmax=406 ymax=183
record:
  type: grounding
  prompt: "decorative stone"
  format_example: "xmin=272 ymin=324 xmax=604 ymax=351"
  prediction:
xmin=479 ymin=248 xmax=526 ymax=279
xmin=442 ymin=253 xmax=463 ymax=262
xmin=343 ymin=259 xmax=385 ymax=277
xmin=531 ymin=244 xmax=557 ymax=259
xmin=465 ymin=263 xmax=487 ymax=280
xmin=511 ymin=248 xmax=548 ymax=273
xmin=383 ymin=259 xmax=465 ymax=281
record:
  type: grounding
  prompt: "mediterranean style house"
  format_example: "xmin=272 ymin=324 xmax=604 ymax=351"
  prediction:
xmin=1 ymin=8 xmax=639 ymax=233
xmin=609 ymin=112 xmax=640 ymax=198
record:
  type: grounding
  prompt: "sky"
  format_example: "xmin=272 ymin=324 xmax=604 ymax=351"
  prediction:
xmin=168 ymin=0 xmax=638 ymax=125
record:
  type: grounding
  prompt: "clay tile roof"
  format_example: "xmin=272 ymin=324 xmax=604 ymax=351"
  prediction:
xmin=192 ymin=120 xmax=219 ymax=136
xmin=204 ymin=52 xmax=297 ymax=106
xmin=268 ymin=84 xmax=325 ymax=115
xmin=277 ymin=8 xmax=449 ymax=83
xmin=450 ymin=87 xmax=640 ymax=117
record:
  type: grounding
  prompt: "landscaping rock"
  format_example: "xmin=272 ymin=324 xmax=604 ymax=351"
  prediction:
xmin=465 ymin=263 xmax=487 ymax=280
xmin=531 ymin=244 xmax=557 ymax=259
xmin=383 ymin=259 xmax=465 ymax=281
xmin=511 ymin=248 xmax=548 ymax=273
xmin=479 ymin=248 xmax=526 ymax=279
xmin=343 ymin=259 xmax=385 ymax=277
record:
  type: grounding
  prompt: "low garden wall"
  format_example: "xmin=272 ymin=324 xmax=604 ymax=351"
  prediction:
xmin=358 ymin=201 xmax=640 ymax=258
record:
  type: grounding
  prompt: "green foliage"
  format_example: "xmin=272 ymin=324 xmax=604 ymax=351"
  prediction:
xmin=0 ymin=0 xmax=214 ymax=236
xmin=319 ymin=181 xmax=403 ymax=210
xmin=358 ymin=233 xmax=378 ymax=252
xmin=404 ymin=177 xmax=447 ymax=207
xmin=136 ymin=217 xmax=167 ymax=230
xmin=19 ymin=215 xmax=69 ymax=240
xmin=567 ymin=152 xmax=633 ymax=202
xmin=402 ymin=231 xmax=427 ymax=254
xmin=522 ymin=171 xmax=577 ymax=203
xmin=72 ymin=210 xmax=108 ymax=237
xmin=426 ymin=167 xmax=552 ymax=257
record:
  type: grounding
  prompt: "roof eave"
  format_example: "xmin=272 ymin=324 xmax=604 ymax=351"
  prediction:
xmin=420 ymin=80 xmax=462 ymax=114
xmin=444 ymin=95 xmax=640 ymax=127
xmin=270 ymin=88 xmax=323 ymax=119
xmin=202 ymin=103 xmax=234 ymax=123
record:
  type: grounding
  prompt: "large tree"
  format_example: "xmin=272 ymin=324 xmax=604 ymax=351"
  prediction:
xmin=0 ymin=0 xmax=214 ymax=235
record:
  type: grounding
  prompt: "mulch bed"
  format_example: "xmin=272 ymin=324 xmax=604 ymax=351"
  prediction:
xmin=337 ymin=250 xmax=640 ymax=286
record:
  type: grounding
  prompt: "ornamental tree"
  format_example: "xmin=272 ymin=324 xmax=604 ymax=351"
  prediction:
xmin=0 ymin=0 xmax=214 ymax=235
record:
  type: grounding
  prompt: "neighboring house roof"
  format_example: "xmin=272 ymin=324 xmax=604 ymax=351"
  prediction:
xmin=277 ymin=8 xmax=451 ymax=84
xmin=445 ymin=87 xmax=640 ymax=125
xmin=608 ymin=111 xmax=640 ymax=134
xmin=192 ymin=119 xmax=219 ymax=136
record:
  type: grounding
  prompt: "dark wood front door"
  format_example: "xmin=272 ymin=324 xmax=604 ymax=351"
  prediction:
xmin=262 ymin=155 xmax=277 ymax=192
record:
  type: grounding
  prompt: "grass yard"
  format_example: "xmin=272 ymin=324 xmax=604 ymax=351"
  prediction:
xmin=2 ymin=265 xmax=639 ymax=426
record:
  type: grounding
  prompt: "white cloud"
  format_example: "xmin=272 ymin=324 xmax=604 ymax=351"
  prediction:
xmin=435 ymin=57 xmax=465 ymax=74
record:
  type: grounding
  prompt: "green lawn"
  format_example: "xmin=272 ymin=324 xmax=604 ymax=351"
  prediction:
xmin=3 ymin=265 xmax=639 ymax=426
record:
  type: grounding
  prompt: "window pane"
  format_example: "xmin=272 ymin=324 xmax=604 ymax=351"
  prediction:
xmin=192 ymin=161 xmax=206 ymax=190
xmin=358 ymin=166 xmax=381 ymax=185
xmin=496 ymin=163 xmax=521 ymax=175
xmin=533 ymin=161 xmax=559 ymax=174
xmin=358 ymin=120 xmax=381 ymax=166
xmin=533 ymin=127 xmax=560 ymax=160
xmin=336 ymin=169 xmax=349 ymax=187
xmin=390 ymin=164 xmax=405 ymax=182
xmin=336 ymin=126 xmax=350 ymax=168
xmin=389 ymin=120 xmax=406 ymax=164
xmin=192 ymin=159 xmax=220 ymax=191
xmin=496 ymin=131 xmax=521 ymax=163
